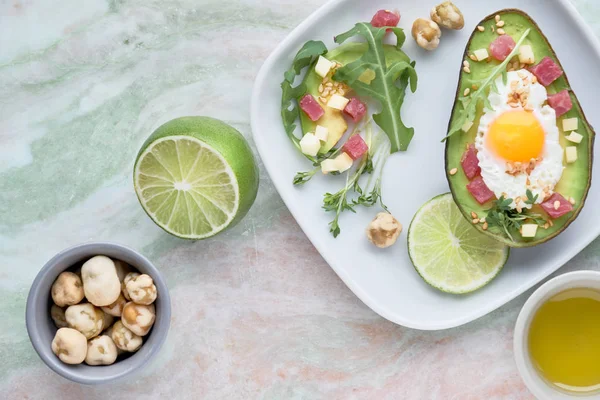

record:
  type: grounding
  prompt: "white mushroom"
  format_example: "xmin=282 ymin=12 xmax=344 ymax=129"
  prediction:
xmin=411 ymin=18 xmax=442 ymax=51
xmin=113 ymin=259 xmax=132 ymax=282
xmin=85 ymin=335 xmax=118 ymax=366
xmin=101 ymin=293 xmax=127 ymax=317
xmin=51 ymin=272 xmax=84 ymax=307
xmin=111 ymin=320 xmax=143 ymax=352
xmin=65 ymin=303 xmax=105 ymax=339
xmin=81 ymin=255 xmax=121 ymax=307
xmin=121 ymin=302 xmax=155 ymax=336
xmin=121 ymin=272 xmax=140 ymax=301
xmin=51 ymin=328 xmax=87 ymax=364
xmin=430 ymin=1 xmax=464 ymax=30
xmin=366 ymin=212 xmax=403 ymax=248
xmin=125 ymin=274 xmax=157 ymax=305
xmin=50 ymin=304 xmax=69 ymax=328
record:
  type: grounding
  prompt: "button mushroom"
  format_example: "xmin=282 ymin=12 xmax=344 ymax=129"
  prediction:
xmin=122 ymin=302 xmax=155 ymax=336
xmin=366 ymin=212 xmax=403 ymax=248
xmin=411 ymin=18 xmax=442 ymax=51
xmin=81 ymin=255 xmax=121 ymax=307
xmin=51 ymin=328 xmax=87 ymax=364
xmin=85 ymin=335 xmax=118 ymax=366
xmin=121 ymin=272 xmax=140 ymax=301
xmin=430 ymin=1 xmax=464 ymax=30
xmin=101 ymin=293 xmax=127 ymax=317
xmin=51 ymin=271 xmax=84 ymax=307
xmin=113 ymin=259 xmax=132 ymax=282
xmin=111 ymin=320 xmax=143 ymax=352
xmin=50 ymin=304 xmax=69 ymax=328
xmin=125 ymin=274 xmax=157 ymax=305
xmin=65 ymin=303 xmax=105 ymax=339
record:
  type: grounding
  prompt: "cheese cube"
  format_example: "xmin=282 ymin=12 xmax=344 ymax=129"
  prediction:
xmin=565 ymin=146 xmax=578 ymax=163
xmin=521 ymin=224 xmax=538 ymax=238
xmin=566 ymin=132 xmax=583 ymax=144
xmin=327 ymin=94 xmax=350 ymax=110
xmin=321 ymin=159 xmax=338 ymax=174
xmin=315 ymin=56 xmax=334 ymax=78
xmin=518 ymin=45 xmax=535 ymax=64
xmin=314 ymin=125 xmax=329 ymax=142
xmin=334 ymin=153 xmax=354 ymax=173
xmin=562 ymin=118 xmax=578 ymax=132
xmin=299 ymin=133 xmax=320 ymax=157
xmin=461 ymin=120 xmax=474 ymax=132
xmin=473 ymin=48 xmax=489 ymax=61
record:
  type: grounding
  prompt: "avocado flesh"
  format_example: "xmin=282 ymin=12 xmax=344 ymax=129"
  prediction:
xmin=300 ymin=42 xmax=411 ymax=153
xmin=445 ymin=10 xmax=595 ymax=248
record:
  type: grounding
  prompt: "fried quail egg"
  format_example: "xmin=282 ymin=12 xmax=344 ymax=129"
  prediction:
xmin=475 ymin=69 xmax=564 ymax=209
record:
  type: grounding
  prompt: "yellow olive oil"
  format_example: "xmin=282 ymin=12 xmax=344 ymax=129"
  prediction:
xmin=528 ymin=288 xmax=600 ymax=394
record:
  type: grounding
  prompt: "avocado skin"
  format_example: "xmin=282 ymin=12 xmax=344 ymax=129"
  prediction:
xmin=444 ymin=9 xmax=595 ymax=248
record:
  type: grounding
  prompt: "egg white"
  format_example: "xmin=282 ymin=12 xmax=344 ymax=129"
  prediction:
xmin=475 ymin=70 xmax=564 ymax=209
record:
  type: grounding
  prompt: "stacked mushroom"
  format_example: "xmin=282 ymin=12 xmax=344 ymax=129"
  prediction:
xmin=50 ymin=256 xmax=157 ymax=366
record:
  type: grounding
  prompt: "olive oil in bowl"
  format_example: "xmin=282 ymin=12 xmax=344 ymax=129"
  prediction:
xmin=529 ymin=288 xmax=600 ymax=394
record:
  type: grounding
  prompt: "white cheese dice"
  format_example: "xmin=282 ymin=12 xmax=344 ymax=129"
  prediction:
xmin=315 ymin=56 xmax=334 ymax=78
xmin=473 ymin=48 xmax=489 ymax=61
xmin=334 ymin=153 xmax=354 ymax=173
xmin=321 ymin=159 xmax=338 ymax=174
xmin=299 ymin=133 xmax=321 ymax=157
xmin=461 ymin=120 xmax=474 ymax=132
xmin=566 ymin=131 xmax=583 ymax=144
xmin=521 ymin=224 xmax=538 ymax=238
xmin=518 ymin=45 xmax=535 ymax=64
xmin=327 ymin=94 xmax=350 ymax=110
xmin=565 ymin=146 xmax=578 ymax=163
xmin=314 ymin=125 xmax=329 ymax=142
xmin=562 ymin=118 xmax=578 ymax=132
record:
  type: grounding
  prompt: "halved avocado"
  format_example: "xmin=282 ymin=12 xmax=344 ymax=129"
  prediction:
xmin=445 ymin=9 xmax=595 ymax=247
xmin=300 ymin=42 xmax=411 ymax=153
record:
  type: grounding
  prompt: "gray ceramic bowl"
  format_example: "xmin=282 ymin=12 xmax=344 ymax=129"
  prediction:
xmin=26 ymin=242 xmax=171 ymax=385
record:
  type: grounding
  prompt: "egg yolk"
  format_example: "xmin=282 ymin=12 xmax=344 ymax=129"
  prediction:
xmin=487 ymin=110 xmax=545 ymax=162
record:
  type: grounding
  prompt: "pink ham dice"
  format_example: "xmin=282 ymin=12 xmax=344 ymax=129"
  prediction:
xmin=343 ymin=97 xmax=367 ymax=123
xmin=540 ymin=193 xmax=573 ymax=219
xmin=467 ymin=176 xmax=495 ymax=204
xmin=489 ymin=35 xmax=516 ymax=61
xmin=547 ymin=90 xmax=573 ymax=117
xmin=529 ymin=57 xmax=563 ymax=86
xmin=461 ymin=144 xmax=481 ymax=180
xmin=299 ymin=94 xmax=324 ymax=122
xmin=343 ymin=135 xmax=368 ymax=160
xmin=371 ymin=9 xmax=400 ymax=29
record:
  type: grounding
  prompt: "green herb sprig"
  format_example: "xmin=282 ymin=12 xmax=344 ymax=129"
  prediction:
xmin=485 ymin=190 xmax=546 ymax=241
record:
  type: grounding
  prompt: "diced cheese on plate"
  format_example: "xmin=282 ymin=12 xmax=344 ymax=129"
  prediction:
xmin=327 ymin=94 xmax=350 ymax=110
xmin=565 ymin=146 xmax=578 ymax=163
xmin=314 ymin=125 xmax=329 ymax=142
xmin=315 ymin=56 xmax=334 ymax=78
xmin=334 ymin=153 xmax=354 ymax=173
xmin=461 ymin=120 xmax=474 ymax=132
xmin=562 ymin=117 xmax=578 ymax=132
xmin=518 ymin=45 xmax=535 ymax=64
xmin=566 ymin=131 xmax=583 ymax=144
xmin=521 ymin=224 xmax=538 ymax=238
xmin=473 ymin=48 xmax=489 ymax=61
xmin=321 ymin=159 xmax=338 ymax=174
xmin=299 ymin=133 xmax=321 ymax=157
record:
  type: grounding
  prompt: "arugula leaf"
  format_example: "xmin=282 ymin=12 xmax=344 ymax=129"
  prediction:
xmin=281 ymin=40 xmax=328 ymax=161
xmin=442 ymin=28 xmax=531 ymax=142
xmin=332 ymin=23 xmax=417 ymax=153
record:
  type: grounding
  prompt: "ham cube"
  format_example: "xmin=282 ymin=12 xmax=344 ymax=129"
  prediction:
xmin=343 ymin=97 xmax=367 ymax=123
xmin=299 ymin=94 xmax=324 ymax=122
xmin=467 ymin=176 xmax=495 ymax=204
xmin=547 ymin=90 xmax=573 ymax=117
xmin=529 ymin=57 xmax=563 ymax=86
xmin=461 ymin=144 xmax=481 ymax=180
xmin=343 ymin=135 xmax=368 ymax=160
xmin=371 ymin=9 xmax=400 ymax=29
xmin=489 ymin=35 xmax=516 ymax=61
xmin=540 ymin=193 xmax=573 ymax=219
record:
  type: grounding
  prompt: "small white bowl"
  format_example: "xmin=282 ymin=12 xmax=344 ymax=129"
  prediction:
xmin=514 ymin=270 xmax=600 ymax=399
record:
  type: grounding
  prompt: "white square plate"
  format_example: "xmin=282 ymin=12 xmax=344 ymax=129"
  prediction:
xmin=251 ymin=0 xmax=600 ymax=329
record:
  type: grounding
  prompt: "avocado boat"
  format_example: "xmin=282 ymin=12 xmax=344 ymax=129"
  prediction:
xmin=445 ymin=9 xmax=595 ymax=248
xmin=299 ymin=42 xmax=411 ymax=153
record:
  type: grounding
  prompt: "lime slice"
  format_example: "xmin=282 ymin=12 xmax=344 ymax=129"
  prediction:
xmin=408 ymin=193 xmax=509 ymax=294
xmin=134 ymin=117 xmax=259 ymax=239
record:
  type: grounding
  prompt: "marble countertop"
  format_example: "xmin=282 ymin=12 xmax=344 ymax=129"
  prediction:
xmin=2 ymin=0 xmax=600 ymax=398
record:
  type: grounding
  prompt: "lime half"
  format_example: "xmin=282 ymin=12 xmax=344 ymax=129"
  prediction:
xmin=134 ymin=117 xmax=259 ymax=239
xmin=408 ymin=193 xmax=509 ymax=294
